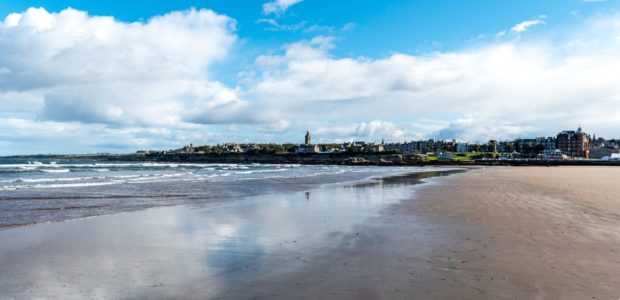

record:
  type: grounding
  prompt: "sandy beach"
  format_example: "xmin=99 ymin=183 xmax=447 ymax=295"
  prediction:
xmin=401 ymin=166 xmax=620 ymax=299
xmin=1 ymin=166 xmax=619 ymax=299
xmin=228 ymin=166 xmax=620 ymax=299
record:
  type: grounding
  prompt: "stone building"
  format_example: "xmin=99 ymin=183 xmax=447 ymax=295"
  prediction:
xmin=556 ymin=126 xmax=590 ymax=158
xmin=296 ymin=131 xmax=318 ymax=153
xmin=304 ymin=131 xmax=312 ymax=145
xmin=295 ymin=144 xmax=320 ymax=154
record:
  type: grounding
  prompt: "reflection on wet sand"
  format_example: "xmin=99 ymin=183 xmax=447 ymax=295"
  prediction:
xmin=0 ymin=170 xmax=462 ymax=299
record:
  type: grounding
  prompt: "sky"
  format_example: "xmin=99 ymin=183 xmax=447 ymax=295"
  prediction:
xmin=1 ymin=0 xmax=620 ymax=154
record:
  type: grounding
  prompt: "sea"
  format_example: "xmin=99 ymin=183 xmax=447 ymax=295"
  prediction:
xmin=0 ymin=157 xmax=450 ymax=228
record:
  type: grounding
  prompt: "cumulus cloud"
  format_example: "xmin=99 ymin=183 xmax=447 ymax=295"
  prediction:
xmin=244 ymin=14 xmax=620 ymax=142
xmin=4 ymin=7 xmax=620 ymax=154
xmin=0 ymin=118 xmax=206 ymax=155
xmin=262 ymin=0 xmax=303 ymax=16
xmin=0 ymin=7 xmax=258 ymax=154
xmin=433 ymin=117 xmax=533 ymax=142
xmin=0 ymin=7 xmax=244 ymax=127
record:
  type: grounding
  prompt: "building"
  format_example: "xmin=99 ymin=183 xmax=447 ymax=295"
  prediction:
xmin=304 ymin=131 xmax=312 ymax=145
xmin=456 ymin=143 xmax=468 ymax=153
xmin=589 ymin=147 xmax=617 ymax=159
xmin=366 ymin=143 xmax=385 ymax=153
xmin=556 ymin=126 xmax=590 ymax=158
xmin=383 ymin=142 xmax=414 ymax=153
xmin=223 ymin=143 xmax=243 ymax=153
xmin=180 ymin=144 xmax=195 ymax=154
xmin=539 ymin=137 xmax=557 ymax=155
xmin=437 ymin=153 xmax=455 ymax=161
xmin=345 ymin=141 xmax=367 ymax=153
xmin=295 ymin=144 xmax=320 ymax=154
xmin=296 ymin=131 xmax=319 ymax=153
xmin=543 ymin=149 xmax=569 ymax=160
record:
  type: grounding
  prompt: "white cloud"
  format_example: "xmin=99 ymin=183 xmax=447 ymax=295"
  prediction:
xmin=243 ymin=14 xmax=620 ymax=142
xmin=257 ymin=18 xmax=306 ymax=32
xmin=510 ymin=19 xmax=545 ymax=33
xmin=262 ymin=0 xmax=303 ymax=16
xmin=5 ymin=7 xmax=620 ymax=153
xmin=0 ymin=7 xmax=247 ymax=127
xmin=0 ymin=118 xmax=210 ymax=155
xmin=0 ymin=7 xmax=254 ymax=154
xmin=433 ymin=117 xmax=533 ymax=142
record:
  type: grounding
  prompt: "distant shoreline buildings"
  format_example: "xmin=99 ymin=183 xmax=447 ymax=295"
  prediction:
xmin=157 ymin=126 xmax=620 ymax=161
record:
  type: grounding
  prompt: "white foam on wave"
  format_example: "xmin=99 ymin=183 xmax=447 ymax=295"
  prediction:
xmin=5 ymin=165 xmax=39 ymax=171
xmin=139 ymin=163 xmax=180 ymax=168
xmin=1 ymin=180 xmax=122 ymax=190
xmin=0 ymin=162 xmax=369 ymax=191
xmin=107 ymin=174 xmax=141 ymax=179
xmin=234 ymin=168 xmax=288 ymax=175
xmin=280 ymin=164 xmax=302 ymax=168
xmin=10 ymin=176 xmax=96 ymax=183
xmin=40 ymin=169 xmax=71 ymax=173
xmin=94 ymin=163 xmax=132 ymax=167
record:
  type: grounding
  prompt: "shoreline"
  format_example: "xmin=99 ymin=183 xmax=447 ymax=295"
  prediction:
xmin=0 ymin=167 xmax=465 ymax=230
xmin=5 ymin=152 xmax=620 ymax=167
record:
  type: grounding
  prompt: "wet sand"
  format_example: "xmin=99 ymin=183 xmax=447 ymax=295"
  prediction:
xmin=399 ymin=166 xmax=620 ymax=299
xmin=1 ymin=167 xmax=620 ymax=299
xmin=226 ymin=166 xmax=620 ymax=299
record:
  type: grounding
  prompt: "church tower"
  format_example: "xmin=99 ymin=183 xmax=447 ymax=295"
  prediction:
xmin=305 ymin=131 xmax=312 ymax=145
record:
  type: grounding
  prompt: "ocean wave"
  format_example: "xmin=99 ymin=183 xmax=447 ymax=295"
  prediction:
xmin=139 ymin=163 xmax=180 ymax=168
xmin=0 ymin=162 xmax=371 ymax=191
xmin=7 ymin=181 xmax=123 ymax=190
xmin=234 ymin=168 xmax=288 ymax=175
xmin=10 ymin=176 xmax=97 ymax=183
xmin=280 ymin=164 xmax=302 ymax=168
xmin=107 ymin=174 xmax=142 ymax=179
xmin=40 ymin=169 xmax=71 ymax=173
xmin=128 ymin=173 xmax=188 ymax=181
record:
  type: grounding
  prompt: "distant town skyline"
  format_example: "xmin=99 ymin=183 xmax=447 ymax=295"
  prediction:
xmin=1 ymin=1 xmax=620 ymax=155
xmin=157 ymin=126 xmax=618 ymax=161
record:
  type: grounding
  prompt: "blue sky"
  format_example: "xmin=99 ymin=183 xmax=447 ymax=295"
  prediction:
xmin=1 ymin=0 xmax=612 ymax=54
xmin=0 ymin=1 xmax=607 ymax=56
xmin=0 ymin=0 xmax=619 ymax=154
